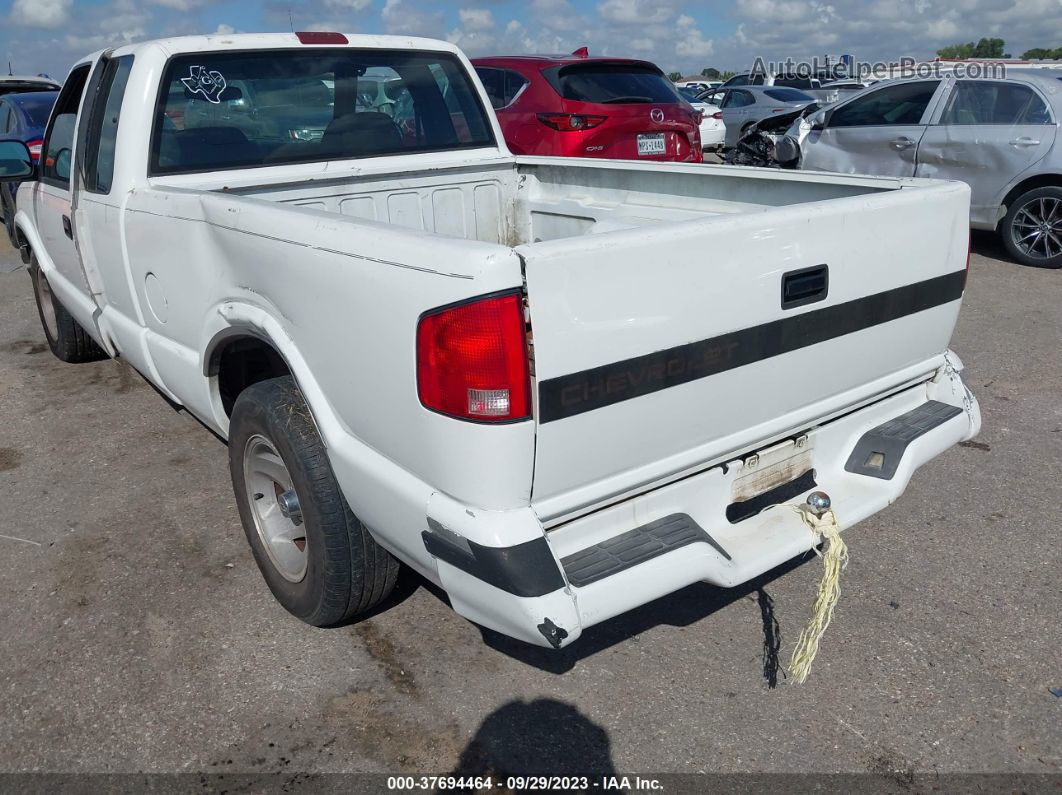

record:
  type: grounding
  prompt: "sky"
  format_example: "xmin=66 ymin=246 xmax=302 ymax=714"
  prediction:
xmin=4 ymin=0 xmax=1062 ymax=80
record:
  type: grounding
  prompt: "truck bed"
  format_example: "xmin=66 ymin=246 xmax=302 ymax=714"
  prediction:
xmin=226 ymin=156 xmax=897 ymax=245
xmin=211 ymin=157 xmax=969 ymax=522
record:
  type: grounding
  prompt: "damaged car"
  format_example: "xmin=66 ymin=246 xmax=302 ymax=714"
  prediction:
xmin=724 ymin=102 xmax=820 ymax=167
xmin=765 ymin=73 xmax=1062 ymax=268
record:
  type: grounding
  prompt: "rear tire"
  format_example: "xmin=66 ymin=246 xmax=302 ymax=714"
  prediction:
xmin=228 ymin=376 xmax=400 ymax=626
xmin=30 ymin=256 xmax=108 ymax=363
xmin=1001 ymin=186 xmax=1062 ymax=269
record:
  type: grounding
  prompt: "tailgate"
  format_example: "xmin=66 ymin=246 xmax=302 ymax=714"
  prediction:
xmin=520 ymin=179 xmax=970 ymax=519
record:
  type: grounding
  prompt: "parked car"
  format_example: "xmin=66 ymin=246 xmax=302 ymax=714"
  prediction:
xmin=0 ymin=32 xmax=979 ymax=650
xmin=676 ymin=87 xmax=725 ymax=150
xmin=698 ymin=85 xmax=816 ymax=147
xmin=0 ymin=75 xmax=61 ymax=98
xmin=721 ymin=72 xmax=840 ymax=105
xmin=783 ymin=72 xmax=1062 ymax=267
xmin=676 ymin=79 xmax=720 ymax=92
xmin=724 ymin=102 xmax=821 ymax=166
xmin=0 ymin=90 xmax=57 ymax=244
xmin=473 ymin=54 xmax=702 ymax=162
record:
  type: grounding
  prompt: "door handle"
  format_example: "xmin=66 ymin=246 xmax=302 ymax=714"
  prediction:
xmin=1009 ymin=137 xmax=1041 ymax=147
xmin=62 ymin=215 xmax=72 ymax=239
xmin=889 ymin=136 xmax=915 ymax=150
xmin=781 ymin=265 xmax=829 ymax=309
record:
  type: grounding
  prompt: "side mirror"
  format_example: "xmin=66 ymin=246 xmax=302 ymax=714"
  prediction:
xmin=808 ymin=109 xmax=828 ymax=131
xmin=0 ymin=140 xmax=34 ymax=181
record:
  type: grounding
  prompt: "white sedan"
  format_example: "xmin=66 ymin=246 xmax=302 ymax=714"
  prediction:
xmin=691 ymin=101 xmax=725 ymax=150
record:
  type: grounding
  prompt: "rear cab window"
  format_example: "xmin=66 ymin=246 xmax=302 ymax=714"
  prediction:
xmin=151 ymin=48 xmax=496 ymax=175
xmin=542 ymin=63 xmax=680 ymax=104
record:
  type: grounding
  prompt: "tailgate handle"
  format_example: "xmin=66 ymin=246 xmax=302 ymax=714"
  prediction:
xmin=781 ymin=265 xmax=829 ymax=309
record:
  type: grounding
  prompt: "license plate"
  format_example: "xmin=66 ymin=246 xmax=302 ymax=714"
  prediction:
xmin=637 ymin=133 xmax=667 ymax=156
xmin=731 ymin=438 xmax=813 ymax=503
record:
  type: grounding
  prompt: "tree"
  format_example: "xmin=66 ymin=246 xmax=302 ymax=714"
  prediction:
xmin=700 ymin=67 xmax=721 ymax=79
xmin=1021 ymin=46 xmax=1062 ymax=59
xmin=937 ymin=42 xmax=974 ymax=59
xmin=972 ymin=37 xmax=1005 ymax=57
xmin=720 ymin=70 xmax=736 ymax=81
xmin=937 ymin=37 xmax=1006 ymax=59
xmin=667 ymin=70 xmax=682 ymax=82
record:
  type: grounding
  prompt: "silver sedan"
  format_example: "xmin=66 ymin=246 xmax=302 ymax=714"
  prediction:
xmin=788 ymin=71 xmax=1062 ymax=268
xmin=698 ymin=85 xmax=816 ymax=148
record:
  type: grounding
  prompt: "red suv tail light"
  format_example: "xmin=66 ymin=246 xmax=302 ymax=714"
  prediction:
xmin=416 ymin=291 xmax=532 ymax=423
xmin=26 ymin=139 xmax=43 ymax=162
xmin=537 ymin=113 xmax=607 ymax=132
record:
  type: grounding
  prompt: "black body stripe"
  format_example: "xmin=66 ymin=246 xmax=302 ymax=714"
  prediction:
xmin=538 ymin=269 xmax=966 ymax=423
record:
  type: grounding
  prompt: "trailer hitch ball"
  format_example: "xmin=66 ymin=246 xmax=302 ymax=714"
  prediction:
xmin=806 ymin=491 xmax=832 ymax=517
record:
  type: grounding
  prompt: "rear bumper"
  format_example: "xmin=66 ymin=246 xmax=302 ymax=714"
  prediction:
xmin=417 ymin=358 xmax=979 ymax=649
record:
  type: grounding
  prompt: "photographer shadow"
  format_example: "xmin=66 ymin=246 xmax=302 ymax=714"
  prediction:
xmin=448 ymin=698 xmax=619 ymax=783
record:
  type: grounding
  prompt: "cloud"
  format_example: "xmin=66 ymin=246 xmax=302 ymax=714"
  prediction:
xmin=144 ymin=0 xmax=213 ymax=10
xmin=458 ymin=7 xmax=495 ymax=31
xmin=324 ymin=0 xmax=373 ymax=10
xmin=598 ymin=0 xmax=677 ymax=25
xmin=10 ymin=0 xmax=71 ymax=28
xmin=61 ymin=0 xmax=151 ymax=53
xmin=382 ymin=0 xmax=445 ymax=36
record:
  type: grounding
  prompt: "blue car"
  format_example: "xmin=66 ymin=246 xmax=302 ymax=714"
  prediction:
xmin=1 ymin=90 xmax=58 ymax=245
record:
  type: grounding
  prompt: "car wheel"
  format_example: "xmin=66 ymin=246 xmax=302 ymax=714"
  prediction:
xmin=228 ymin=376 xmax=400 ymax=626
xmin=29 ymin=256 xmax=108 ymax=363
xmin=1001 ymin=186 xmax=1062 ymax=269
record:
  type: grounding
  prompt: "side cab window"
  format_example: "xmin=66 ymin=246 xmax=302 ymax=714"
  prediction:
xmin=939 ymin=81 xmax=1051 ymax=126
xmin=827 ymin=80 xmax=940 ymax=128
xmin=41 ymin=64 xmax=92 ymax=188
xmin=78 ymin=55 xmax=135 ymax=194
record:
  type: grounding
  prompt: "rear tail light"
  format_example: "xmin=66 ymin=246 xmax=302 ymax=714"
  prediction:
xmin=295 ymin=31 xmax=348 ymax=44
xmin=26 ymin=139 xmax=42 ymax=162
xmin=712 ymin=112 xmax=722 ymax=120
xmin=536 ymin=113 xmax=607 ymax=132
xmin=416 ymin=291 xmax=531 ymax=423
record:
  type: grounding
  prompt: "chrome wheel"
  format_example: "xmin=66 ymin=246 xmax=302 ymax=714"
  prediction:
xmin=242 ymin=434 xmax=307 ymax=583
xmin=35 ymin=270 xmax=58 ymax=342
xmin=1012 ymin=196 xmax=1062 ymax=261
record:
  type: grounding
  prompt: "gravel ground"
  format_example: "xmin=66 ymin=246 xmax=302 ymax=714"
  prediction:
xmin=0 ymin=229 xmax=1059 ymax=787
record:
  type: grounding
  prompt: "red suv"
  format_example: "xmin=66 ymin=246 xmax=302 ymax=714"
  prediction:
xmin=472 ymin=53 xmax=702 ymax=163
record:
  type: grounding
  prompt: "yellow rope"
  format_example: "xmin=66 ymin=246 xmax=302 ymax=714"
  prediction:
xmin=788 ymin=505 xmax=848 ymax=684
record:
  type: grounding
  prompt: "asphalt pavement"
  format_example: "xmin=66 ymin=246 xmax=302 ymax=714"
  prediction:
xmin=0 ymin=230 xmax=1059 ymax=786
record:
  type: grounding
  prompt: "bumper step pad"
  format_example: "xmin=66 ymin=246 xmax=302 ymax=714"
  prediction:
xmin=560 ymin=513 xmax=730 ymax=588
xmin=845 ymin=399 xmax=963 ymax=480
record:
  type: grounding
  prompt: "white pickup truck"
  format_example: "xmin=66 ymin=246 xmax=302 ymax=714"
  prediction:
xmin=0 ymin=33 xmax=980 ymax=649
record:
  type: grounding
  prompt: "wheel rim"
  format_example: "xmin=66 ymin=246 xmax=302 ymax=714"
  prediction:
xmin=35 ymin=270 xmax=59 ymax=342
xmin=242 ymin=434 xmax=308 ymax=583
xmin=1012 ymin=196 xmax=1062 ymax=260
